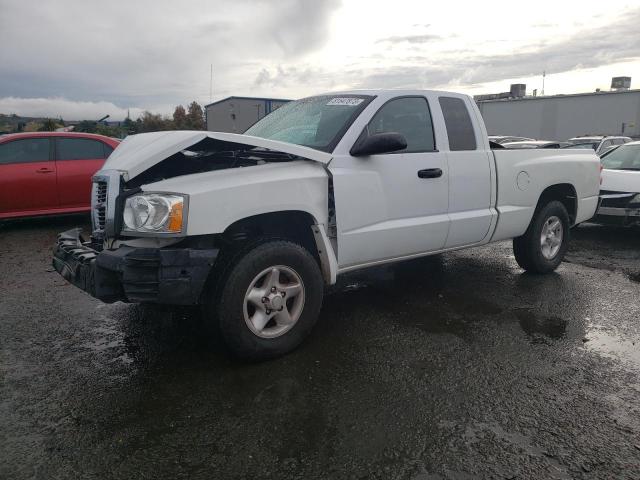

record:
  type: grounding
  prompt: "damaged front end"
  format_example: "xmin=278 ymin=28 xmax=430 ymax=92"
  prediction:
xmin=51 ymin=130 xmax=332 ymax=304
xmin=53 ymin=228 xmax=218 ymax=304
xmin=127 ymin=137 xmax=305 ymax=188
xmin=594 ymin=191 xmax=640 ymax=226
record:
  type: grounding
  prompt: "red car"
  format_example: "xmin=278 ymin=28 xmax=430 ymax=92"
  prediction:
xmin=0 ymin=132 xmax=120 ymax=219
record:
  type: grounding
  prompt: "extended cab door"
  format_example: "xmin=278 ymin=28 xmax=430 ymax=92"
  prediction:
xmin=55 ymin=137 xmax=112 ymax=208
xmin=0 ymin=137 xmax=58 ymax=216
xmin=330 ymin=96 xmax=450 ymax=269
xmin=438 ymin=96 xmax=494 ymax=248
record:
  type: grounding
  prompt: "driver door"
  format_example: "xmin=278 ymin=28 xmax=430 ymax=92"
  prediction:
xmin=330 ymin=96 xmax=450 ymax=269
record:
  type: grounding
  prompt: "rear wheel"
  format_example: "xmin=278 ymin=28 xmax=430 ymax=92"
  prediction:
xmin=205 ymin=240 xmax=324 ymax=360
xmin=513 ymin=200 xmax=570 ymax=274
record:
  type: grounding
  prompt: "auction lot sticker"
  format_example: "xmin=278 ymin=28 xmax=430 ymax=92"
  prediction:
xmin=327 ymin=98 xmax=364 ymax=106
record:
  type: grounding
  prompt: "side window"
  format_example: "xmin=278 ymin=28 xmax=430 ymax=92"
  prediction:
xmin=0 ymin=138 xmax=50 ymax=165
xmin=612 ymin=138 xmax=624 ymax=145
xmin=438 ymin=97 xmax=477 ymax=151
xmin=367 ymin=97 xmax=435 ymax=153
xmin=601 ymin=140 xmax=612 ymax=148
xmin=56 ymin=138 xmax=106 ymax=160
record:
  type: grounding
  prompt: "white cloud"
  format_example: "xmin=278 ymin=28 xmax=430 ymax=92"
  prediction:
xmin=0 ymin=0 xmax=639 ymax=120
xmin=0 ymin=97 xmax=147 ymax=121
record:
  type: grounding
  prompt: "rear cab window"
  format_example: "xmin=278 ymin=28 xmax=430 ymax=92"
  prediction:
xmin=0 ymin=138 xmax=51 ymax=164
xmin=438 ymin=97 xmax=477 ymax=151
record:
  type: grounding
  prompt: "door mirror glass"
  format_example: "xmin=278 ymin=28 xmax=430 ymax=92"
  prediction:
xmin=350 ymin=132 xmax=407 ymax=157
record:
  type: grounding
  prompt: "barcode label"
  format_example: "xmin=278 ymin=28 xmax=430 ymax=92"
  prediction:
xmin=326 ymin=98 xmax=364 ymax=106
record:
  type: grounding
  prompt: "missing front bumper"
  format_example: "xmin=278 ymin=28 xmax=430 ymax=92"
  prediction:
xmin=52 ymin=229 xmax=218 ymax=304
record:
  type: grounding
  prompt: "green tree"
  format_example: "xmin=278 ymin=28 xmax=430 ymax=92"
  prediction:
xmin=123 ymin=116 xmax=137 ymax=135
xmin=96 ymin=124 xmax=124 ymax=138
xmin=74 ymin=120 xmax=98 ymax=133
xmin=186 ymin=101 xmax=205 ymax=130
xmin=173 ymin=105 xmax=188 ymax=129
xmin=38 ymin=118 xmax=59 ymax=131
xmin=138 ymin=111 xmax=174 ymax=133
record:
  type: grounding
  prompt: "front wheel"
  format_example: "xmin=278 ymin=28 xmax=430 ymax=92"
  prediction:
xmin=513 ymin=200 xmax=570 ymax=274
xmin=206 ymin=240 xmax=324 ymax=360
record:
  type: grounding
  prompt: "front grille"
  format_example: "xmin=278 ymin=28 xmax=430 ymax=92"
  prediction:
xmin=91 ymin=170 xmax=123 ymax=240
xmin=94 ymin=181 xmax=107 ymax=233
xmin=91 ymin=175 xmax=109 ymax=241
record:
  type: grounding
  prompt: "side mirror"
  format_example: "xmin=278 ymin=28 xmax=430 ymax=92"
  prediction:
xmin=350 ymin=132 xmax=407 ymax=157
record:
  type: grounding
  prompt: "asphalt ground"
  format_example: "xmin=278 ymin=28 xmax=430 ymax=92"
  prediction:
xmin=1 ymin=215 xmax=639 ymax=479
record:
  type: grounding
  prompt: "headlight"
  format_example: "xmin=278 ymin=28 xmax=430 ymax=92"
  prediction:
xmin=122 ymin=193 xmax=186 ymax=234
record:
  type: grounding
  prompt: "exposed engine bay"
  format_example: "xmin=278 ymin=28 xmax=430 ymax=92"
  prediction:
xmin=127 ymin=137 xmax=302 ymax=188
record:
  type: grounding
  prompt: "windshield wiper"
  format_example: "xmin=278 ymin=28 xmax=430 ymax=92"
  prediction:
xmin=616 ymin=167 xmax=640 ymax=171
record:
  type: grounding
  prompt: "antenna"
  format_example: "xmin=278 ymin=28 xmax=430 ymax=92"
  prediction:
xmin=209 ymin=64 xmax=213 ymax=103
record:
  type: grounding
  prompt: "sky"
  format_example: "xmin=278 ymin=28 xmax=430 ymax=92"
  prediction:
xmin=1 ymin=0 xmax=639 ymax=120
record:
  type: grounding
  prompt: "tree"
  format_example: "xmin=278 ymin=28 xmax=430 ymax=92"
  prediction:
xmin=186 ymin=101 xmax=205 ymax=130
xmin=74 ymin=120 xmax=98 ymax=133
xmin=38 ymin=118 xmax=59 ymax=131
xmin=138 ymin=111 xmax=174 ymax=133
xmin=123 ymin=116 xmax=137 ymax=135
xmin=173 ymin=105 xmax=188 ymax=130
xmin=96 ymin=124 xmax=124 ymax=138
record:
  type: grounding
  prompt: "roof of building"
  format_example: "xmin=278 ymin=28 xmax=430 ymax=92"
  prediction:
xmin=477 ymin=88 xmax=640 ymax=104
xmin=205 ymin=96 xmax=292 ymax=108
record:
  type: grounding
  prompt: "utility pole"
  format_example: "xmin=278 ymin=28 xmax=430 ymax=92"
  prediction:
xmin=542 ymin=71 xmax=546 ymax=96
xmin=209 ymin=64 xmax=213 ymax=104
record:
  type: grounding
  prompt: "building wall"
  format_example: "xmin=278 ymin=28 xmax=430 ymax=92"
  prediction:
xmin=477 ymin=90 xmax=640 ymax=140
xmin=206 ymin=98 xmax=289 ymax=133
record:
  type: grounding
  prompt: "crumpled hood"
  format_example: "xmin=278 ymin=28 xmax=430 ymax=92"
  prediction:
xmin=601 ymin=168 xmax=640 ymax=193
xmin=104 ymin=130 xmax=332 ymax=179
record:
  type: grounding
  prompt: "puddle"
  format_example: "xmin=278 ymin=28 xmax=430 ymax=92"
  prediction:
xmin=583 ymin=327 xmax=640 ymax=370
xmin=82 ymin=308 xmax=139 ymax=369
xmin=516 ymin=310 xmax=567 ymax=341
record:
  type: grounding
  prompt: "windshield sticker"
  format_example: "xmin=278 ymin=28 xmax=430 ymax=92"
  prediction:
xmin=326 ymin=98 xmax=364 ymax=106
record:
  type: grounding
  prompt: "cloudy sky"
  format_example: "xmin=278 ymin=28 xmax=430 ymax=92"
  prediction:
xmin=1 ymin=0 xmax=639 ymax=120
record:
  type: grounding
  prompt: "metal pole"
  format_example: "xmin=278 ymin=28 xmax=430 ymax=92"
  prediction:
xmin=209 ymin=64 xmax=213 ymax=103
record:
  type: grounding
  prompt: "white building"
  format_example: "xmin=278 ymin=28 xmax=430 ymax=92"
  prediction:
xmin=205 ymin=96 xmax=290 ymax=133
xmin=477 ymin=89 xmax=640 ymax=140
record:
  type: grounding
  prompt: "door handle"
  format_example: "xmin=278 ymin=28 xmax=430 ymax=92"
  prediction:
xmin=417 ymin=168 xmax=442 ymax=179
xmin=35 ymin=168 xmax=54 ymax=174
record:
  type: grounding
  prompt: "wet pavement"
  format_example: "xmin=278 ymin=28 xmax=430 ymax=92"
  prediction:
xmin=1 ymin=216 xmax=639 ymax=479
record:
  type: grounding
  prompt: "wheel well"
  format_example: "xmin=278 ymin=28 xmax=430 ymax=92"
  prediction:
xmin=537 ymin=184 xmax=577 ymax=224
xmin=221 ymin=211 xmax=319 ymax=260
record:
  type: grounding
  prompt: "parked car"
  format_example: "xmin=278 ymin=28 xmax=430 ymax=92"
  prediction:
xmin=567 ymin=136 xmax=632 ymax=156
xmin=488 ymin=135 xmax=534 ymax=144
xmin=53 ymin=90 xmax=600 ymax=359
xmin=0 ymin=132 xmax=119 ymax=219
xmin=502 ymin=140 xmax=570 ymax=149
xmin=593 ymin=141 xmax=640 ymax=226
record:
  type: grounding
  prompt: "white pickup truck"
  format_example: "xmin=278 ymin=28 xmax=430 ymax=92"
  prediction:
xmin=53 ymin=90 xmax=601 ymax=359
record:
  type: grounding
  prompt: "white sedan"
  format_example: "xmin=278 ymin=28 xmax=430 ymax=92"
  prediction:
xmin=594 ymin=141 xmax=640 ymax=226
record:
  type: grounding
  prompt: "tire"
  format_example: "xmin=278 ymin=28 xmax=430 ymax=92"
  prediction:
xmin=513 ymin=200 xmax=570 ymax=274
xmin=204 ymin=240 xmax=324 ymax=360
